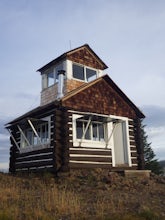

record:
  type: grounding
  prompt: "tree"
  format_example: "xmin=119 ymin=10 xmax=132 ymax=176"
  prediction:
xmin=140 ymin=120 xmax=163 ymax=175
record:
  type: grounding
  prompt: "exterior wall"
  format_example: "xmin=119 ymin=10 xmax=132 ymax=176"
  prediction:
xmin=65 ymin=79 xmax=86 ymax=93
xmin=67 ymin=47 xmax=105 ymax=70
xmin=9 ymin=114 xmax=55 ymax=173
xmin=67 ymin=111 xmax=139 ymax=170
xmin=41 ymin=84 xmax=58 ymax=106
xmin=54 ymin=108 xmax=70 ymax=172
xmin=9 ymin=106 xmax=70 ymax=173
xmin=41 ymin=79 xmax=85 ymax=106
xmin=67 ymin=111 xmax=112 ymax=169
xmin=128 ymin=119 xmax=138 ymax=169
xmin=63 ymin=79 xmax=137 ymax=119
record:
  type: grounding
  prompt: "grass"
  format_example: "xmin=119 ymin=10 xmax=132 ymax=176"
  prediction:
xmin=0 ymin=170 xmax=165 ymax=220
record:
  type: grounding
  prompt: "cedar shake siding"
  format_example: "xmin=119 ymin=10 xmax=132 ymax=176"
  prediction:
xmin=62 ymin=77 xmax=137 ymax=119
xmin=67 ymin=47 xmax=106 ymax=70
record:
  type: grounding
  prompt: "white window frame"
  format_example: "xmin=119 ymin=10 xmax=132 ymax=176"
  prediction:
xmin=72 ymin=112 xmax=131 ymax=166
xmin=72 ymin=62 xmax=98 ymax=82
xmin=72 ymin=114 xmax=111 ymax=149
xmin=42 ymin=62 xmax=64 ymax=89
xmin=20 ymin=116 xmax=51 ymax=150
xmin=109 ymin=115 xmax=132 ymax=167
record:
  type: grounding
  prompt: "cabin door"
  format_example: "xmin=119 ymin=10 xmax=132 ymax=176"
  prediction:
xmin=113 ymin=121 xmax=129 ymax=166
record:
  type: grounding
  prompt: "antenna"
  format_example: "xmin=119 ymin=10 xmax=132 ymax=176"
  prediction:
xmin=69 ymin=40 xmax=72 ymax=50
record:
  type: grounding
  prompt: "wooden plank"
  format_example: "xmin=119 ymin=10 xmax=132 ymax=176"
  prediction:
xmin=130 ymin=140 xmax=136 ymax=146
xmin=16 ymin=147 xmax=53 ymax=157
xmin=129 ymin=130 xmax=135 ymax=136
xmin=15 ymin=160 xmax=54 ymax=169
xmin=16 ymin=153 xmax=53 ymax=163
xmin=131 ymin=152 xmax=138 ymax=157
xmin=70 ymin=149 xmax=111 ymax=156
xmin=130 ymin=146 xmax=137 ymax=151
xmin=69 ymin=162 xmax=112 ymax=169
xmin=131 ymin=158 xmax=138 ymax=164
xmin=70 ymin=156 xmax=112 ymax=162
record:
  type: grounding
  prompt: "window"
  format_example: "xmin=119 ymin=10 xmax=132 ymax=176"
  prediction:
xmin=45 ymin=63 xmax=63 ymax=88
xmin=72 ymin=63 xmax=97 ymax=82
xmin=48 ymin=72 xmax=54 ymax=87
xmin=76 ymin=119 xmax=105 ymax=142
xmin=21 ymin=121 xmax=49 ymax=148
xmin=73 ymin=64 xmax=85 ymax=80
xmin=86 ymin=68 xmax=97 ymax=82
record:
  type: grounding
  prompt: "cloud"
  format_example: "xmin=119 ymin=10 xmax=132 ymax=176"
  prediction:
xmin=143 ymin=105 xmax=165 ymax=127
xmin=142 ymin=105 xmax=165 ymax=160
xmin=0 ymin=133 xmax=9 ymax=142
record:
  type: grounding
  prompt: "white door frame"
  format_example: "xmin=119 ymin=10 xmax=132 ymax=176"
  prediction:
xmin=110 ymin=115 xmax=132 ymax=167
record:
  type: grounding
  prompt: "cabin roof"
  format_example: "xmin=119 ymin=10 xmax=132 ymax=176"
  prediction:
xmin=5 ymin=101 xmax=60 ymax=127
xmin=37 ymin=44 xmax=108 ymax=72
xmin=62 ymin=74 xmax=145 ymax=118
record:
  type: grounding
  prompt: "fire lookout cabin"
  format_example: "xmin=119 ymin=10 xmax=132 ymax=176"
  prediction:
xmin=6 ymin=44 xmax=145 ymax=173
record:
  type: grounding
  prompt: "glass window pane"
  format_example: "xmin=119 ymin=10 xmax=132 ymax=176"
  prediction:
xmin=98 ymin=124 xmax=104 ymax=141
xmin=76 ymin=121 xmax=83 ymax=139
xmin=45 ymin=123 xmax=48 ymax=140
xmin=73 ymin=64 xmax=85 ymax=80
xmin=33 ymin=135 xmax=38 ymax=145
xmin=27 ymin=130 xmax=33 ymax=145
xmin=84 ymin=122 xmax=90 ymax=140
xmin=86 ymin=68 xmax=97 ymax=82
xmin=47 ymin=72 xmax=54 ymax=87
xmin=93 ymin=123 xmax=98 ymax=141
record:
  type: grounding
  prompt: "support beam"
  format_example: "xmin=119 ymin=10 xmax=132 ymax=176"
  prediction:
xmin=106 ymin=120 xmax=122 ymax=148
xmin=7 ymin=128 xmax=20 ymax=152
xmin=78 ymin=116 xmax=92 ymax=147
xmin=27 ymin=119 xmax=43 ymax=146
xmin=17 ymin=125 xmax=31 ymax=146
xmin=82 ymin=116 xmax=92 ymax=139
xmin=106 ymin=123 xmax=117 ymax=148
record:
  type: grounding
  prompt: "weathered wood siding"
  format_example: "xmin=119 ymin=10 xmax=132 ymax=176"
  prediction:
xmin=63 ymin=79 xmax=137 ymax=119
xmin=128 ymin=119 xmax=138 ymax=169
xmin=68 ymin=113 xmax=139 ymax=170
xmin=68 ymin=111 xmax=112 ymax=169
xmin=67 ymin=47 xmax=105 ymax=70
xmin=9 ymin=114 xmax=55 ymax=173
xmin=54 ymin=108 xmax=70 ymax=172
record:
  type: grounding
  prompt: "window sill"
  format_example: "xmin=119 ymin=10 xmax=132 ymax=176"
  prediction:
xmin=73 ymin=140 xmax=111 ymax=149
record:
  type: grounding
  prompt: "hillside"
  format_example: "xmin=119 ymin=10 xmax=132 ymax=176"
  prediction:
xmin=0 ymin=170 xmax=165 ymax=220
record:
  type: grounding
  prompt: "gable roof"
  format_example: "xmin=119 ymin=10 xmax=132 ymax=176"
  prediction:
xmin=62 ymin=74 xmax=145 ymax=118
xmin=5 ymin=101 xmax=60 ymax=127
xmin=37 ymin=44 xmax=108 ymax=73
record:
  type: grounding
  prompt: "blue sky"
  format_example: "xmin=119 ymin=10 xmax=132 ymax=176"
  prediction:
xmin=0 ymin=0 xmax=165 ymax=170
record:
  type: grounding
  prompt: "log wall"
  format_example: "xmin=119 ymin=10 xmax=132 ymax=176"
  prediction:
xmin=9 ymin=112 xmax=55 ymax=173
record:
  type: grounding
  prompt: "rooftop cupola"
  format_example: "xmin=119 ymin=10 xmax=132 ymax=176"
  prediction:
xmin=37 ymin=44 xmax=108 ymax=106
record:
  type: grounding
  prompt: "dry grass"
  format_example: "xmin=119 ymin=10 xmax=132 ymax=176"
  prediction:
xmin=0 ymin=170 xmax=165 ymax=220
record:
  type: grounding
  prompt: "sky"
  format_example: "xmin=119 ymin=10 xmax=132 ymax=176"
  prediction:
xmin=0 ymin=0 xmax=165 ymax=171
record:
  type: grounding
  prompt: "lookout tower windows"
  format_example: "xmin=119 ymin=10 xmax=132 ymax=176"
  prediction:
xmin=73 ymin=64 xmax=85 ymax=80
xmin=42 ymin=63 xmax=63 ymax=89
xmin=47 ymin=72 xmax=54 ymax=87
xmin=72 ymin=63 xmax=97 ymax=82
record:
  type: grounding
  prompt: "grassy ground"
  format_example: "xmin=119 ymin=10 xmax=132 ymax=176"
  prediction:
xmin=0 ymin=169 xmax=165 ymax=220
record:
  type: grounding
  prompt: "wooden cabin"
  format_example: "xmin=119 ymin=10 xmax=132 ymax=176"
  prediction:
xmin=6 ymin=44 xmax=145 ymax=173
